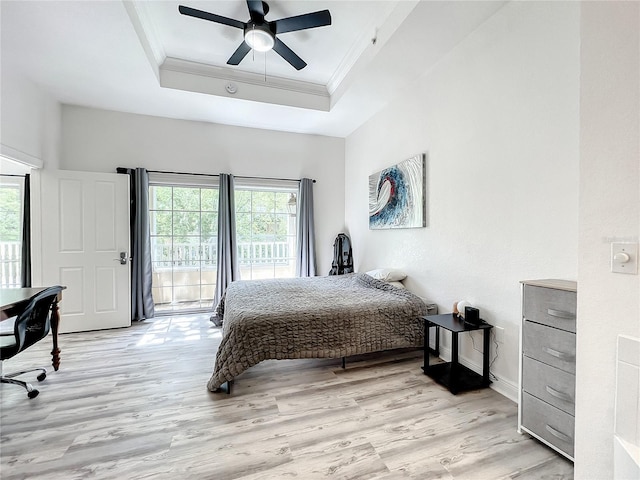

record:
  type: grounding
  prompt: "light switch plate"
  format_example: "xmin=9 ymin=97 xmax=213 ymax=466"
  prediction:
xmin=611 ymin=242 xmax=638 ymax=274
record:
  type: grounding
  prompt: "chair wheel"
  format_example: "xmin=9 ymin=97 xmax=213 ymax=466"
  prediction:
xmin=28 ymin=389 xmax=39 ymax=399
xmin=37 ymin=372 xmax=46 ymax=382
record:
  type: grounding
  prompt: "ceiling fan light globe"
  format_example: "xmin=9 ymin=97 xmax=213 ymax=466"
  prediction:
xmin=244 ymin=28 xmax=275 ymax=52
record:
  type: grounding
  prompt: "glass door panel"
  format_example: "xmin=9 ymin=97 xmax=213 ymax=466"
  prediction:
xmin=149 ymin=184 xmax=218 ymax=313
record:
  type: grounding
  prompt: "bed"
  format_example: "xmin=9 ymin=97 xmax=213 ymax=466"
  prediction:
xmin=207 ymin=272 xmax=428 ymax=392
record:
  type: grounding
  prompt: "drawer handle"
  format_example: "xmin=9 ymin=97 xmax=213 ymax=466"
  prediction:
xmin=545 ymin=424 xmax=572 ymax=443
xmin=545 ymin=385 xmax=573 ymax=403
xmin=542 ymin=346 xmax=573 ymax=361
xmin=547 ymin=308 xmax=575 ymax=320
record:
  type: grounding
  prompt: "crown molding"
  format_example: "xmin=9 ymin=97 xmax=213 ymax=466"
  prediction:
xmin=123 ymin=0 xmax=166 ymax=81
xmin=160 ymin=57 xmax=331 ymax=111
xmin=123 ymin=0 xmax=413 ymax=112
xmin=327 ymin=1 xmax=408 ymax=95
xmin=327 ymin=0 xmax=419 ymax=106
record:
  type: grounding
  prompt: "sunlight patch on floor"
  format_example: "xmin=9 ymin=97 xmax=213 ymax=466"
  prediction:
xmin=135 ymin=314 xmax=222 ymax=347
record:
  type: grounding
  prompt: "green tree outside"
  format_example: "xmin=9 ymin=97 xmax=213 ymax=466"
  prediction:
xmin=0 ymin=185 xmax=22 ymax=241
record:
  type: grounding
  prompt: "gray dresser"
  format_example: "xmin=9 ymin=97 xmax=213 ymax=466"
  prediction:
xmin=518 ymin=279 xmax=577 ymax=461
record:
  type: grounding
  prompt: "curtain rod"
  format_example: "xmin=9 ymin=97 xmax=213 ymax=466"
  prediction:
xmin=0 ymin=173 xmax=27 ymax=178
xmin=117 ymin=168 xmax=315 ymax=184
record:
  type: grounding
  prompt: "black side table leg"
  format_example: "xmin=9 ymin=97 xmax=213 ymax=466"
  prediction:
xmin=423 ymin=319 xmax=430 ymax=373
xmin=451 ymin=331 xmax=459 ymax=394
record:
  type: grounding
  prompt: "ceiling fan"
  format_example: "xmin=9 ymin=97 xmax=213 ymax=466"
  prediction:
xmin=178 ymin=1 xmax=332 ymax=71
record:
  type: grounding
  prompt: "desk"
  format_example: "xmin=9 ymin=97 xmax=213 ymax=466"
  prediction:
xmin=0 ymin=287 xmax=65 ymax=370
xmin=422 ymin=313 xmax=492 ymax=394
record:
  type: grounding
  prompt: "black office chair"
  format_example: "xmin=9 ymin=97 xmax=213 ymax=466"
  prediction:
xmin=0 ymin=286 xmax=64 ymax=399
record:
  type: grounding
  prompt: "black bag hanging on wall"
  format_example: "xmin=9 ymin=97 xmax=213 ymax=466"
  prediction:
xmin=329 ymin=233 xmax=354 ymax=275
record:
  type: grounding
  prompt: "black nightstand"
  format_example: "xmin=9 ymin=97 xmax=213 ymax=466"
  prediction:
xmin=422 ymin=313 xmax=492 ymax=394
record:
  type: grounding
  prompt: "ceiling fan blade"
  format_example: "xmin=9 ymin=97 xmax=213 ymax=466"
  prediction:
xmin=273 ymin=38 xmax=307 ymax=70
xmin=227 ymin=41 xmax=252 ymax=65
xmin=178 ymin=5 xmax=245 ymax=29
xmin=246 ymin=0 xmax=265 ymax=20
xmin=273 ymin=10 xmax=331 ymax=34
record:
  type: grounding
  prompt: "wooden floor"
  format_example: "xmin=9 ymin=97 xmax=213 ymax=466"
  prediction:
xmin=1 ymin=314 xmax=574 ymax=479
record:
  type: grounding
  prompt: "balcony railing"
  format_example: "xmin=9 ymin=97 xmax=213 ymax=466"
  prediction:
xmin=0 ymin=239 xmax=294 ymax=307
xmin=151 ymin=241 xmax=292 ymax=268
xmin=0 ymin=241 xmax=21 ymax=287
xmin=151 ymin=240 xmax=295 ymax=310
xmin=0 ymin=239 xmax=293 ymax=285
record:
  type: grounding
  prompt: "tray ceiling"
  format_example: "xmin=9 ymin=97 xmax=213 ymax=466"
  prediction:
xmin=1 ymin=1 xmax=507 ymax=137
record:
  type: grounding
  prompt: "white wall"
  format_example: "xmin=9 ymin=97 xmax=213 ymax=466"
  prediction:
xmin=575 ymin=2 xmax=640 ymax=477
xmin=60 ymin=106 xmax=345 ymax=272
xmin=0 ymin=68 xmax=60 ymax=169
xmin=345 ymin=1 xmax=580 ymax=400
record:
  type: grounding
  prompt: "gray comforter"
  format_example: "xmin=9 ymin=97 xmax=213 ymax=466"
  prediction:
xmin=207 ymin=273 xmax=427 ymax=391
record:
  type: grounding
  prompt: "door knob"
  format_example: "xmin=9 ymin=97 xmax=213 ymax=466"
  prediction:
xmin=114 ymin=252 xmax=128 ymax=265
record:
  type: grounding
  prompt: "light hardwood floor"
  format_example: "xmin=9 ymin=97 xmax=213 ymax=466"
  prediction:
xmin=1 ymin=314 xmax=574 ymax=479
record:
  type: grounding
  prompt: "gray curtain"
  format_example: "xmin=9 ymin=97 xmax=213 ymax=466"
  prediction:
xmin=130 ymin=168 xmax=154 ymax=321
xmin=20 ymin=174 xmax=31 ymax=288
xmin=296 ymin=178 xmax=317 ymax=277
xmin=211 ymin=173 xmax=239 ymax=325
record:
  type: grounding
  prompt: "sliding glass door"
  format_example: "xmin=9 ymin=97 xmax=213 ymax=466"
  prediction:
xmin=148 ymin=183 xmax=218 ymax=313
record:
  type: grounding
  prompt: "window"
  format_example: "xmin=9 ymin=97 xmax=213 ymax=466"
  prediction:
xmin=147 ymin=174 xmax=298 ymax=313
xmin=235 ymin=181 xmax=298 ymax=280
xmin=0 ymin=177 xmax=24 ymax=287
xmin=148 ymin=179 xmax=218 ymax=313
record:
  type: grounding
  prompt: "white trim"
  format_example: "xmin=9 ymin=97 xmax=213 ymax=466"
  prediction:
xmin=159 ymin=57 xmax=330 ymax=111
xmin=148 ymin=171 xmax=219 ymax=188
xmin=234 ymin=177 xmax=298 ymax=191
xmin=29 ymin=171 xmax=43 ymax=287
xmin=147 ymin=172 xmax=300 ymax=190
xmin=161 ymin=57 xmax=328 ymax=97
xmin=123 ymin=0 xmax=166 ymax=81
xmin=327 ymin=1 xmax=419 ymax=98
xmin=0 ymin=144 xmax=43 ymax=169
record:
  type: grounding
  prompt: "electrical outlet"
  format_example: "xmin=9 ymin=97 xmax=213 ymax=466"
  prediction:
xmin=494 ymin=326 xmax=505 ymax=344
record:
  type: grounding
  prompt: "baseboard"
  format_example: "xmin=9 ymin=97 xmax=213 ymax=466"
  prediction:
xmin=435 ymin=344 xmax=519 ymax=403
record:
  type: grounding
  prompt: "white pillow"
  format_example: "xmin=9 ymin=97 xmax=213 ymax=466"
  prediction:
xmin=365 ymin=268 xmax=407 ymax=282
xmin=388 ymin=281 xmax=405 ymax=289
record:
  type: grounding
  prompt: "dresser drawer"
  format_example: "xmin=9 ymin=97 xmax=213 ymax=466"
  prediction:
xmin=523 ymin=285 xmax=576 ymax=333
xmin=523 ymin=320 xmax=575 ymax=374
xmin=522 ymin=356 xmax=575 ymax=415
xmin=522 ymin=392 xmax=574 ymax=458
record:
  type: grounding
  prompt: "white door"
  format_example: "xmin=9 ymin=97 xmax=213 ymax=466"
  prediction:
xmin=37 ymin=170 xmax=131 ymax=333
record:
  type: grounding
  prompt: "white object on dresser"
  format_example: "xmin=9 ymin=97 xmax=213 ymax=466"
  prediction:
xmin=518 ymin=279 xmax=577 ymax=461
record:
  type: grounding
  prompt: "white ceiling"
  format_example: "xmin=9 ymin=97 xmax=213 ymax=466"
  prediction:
xmin=1 ymin=0 xmax=506 ymax=138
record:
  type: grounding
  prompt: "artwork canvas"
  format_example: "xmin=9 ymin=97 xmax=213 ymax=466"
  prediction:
xmin=369 ymin=154 xmax=426 ymax=230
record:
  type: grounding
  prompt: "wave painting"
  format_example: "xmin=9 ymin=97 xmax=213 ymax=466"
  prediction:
xmin=369 ymin=154 xmax=426 ymax=229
